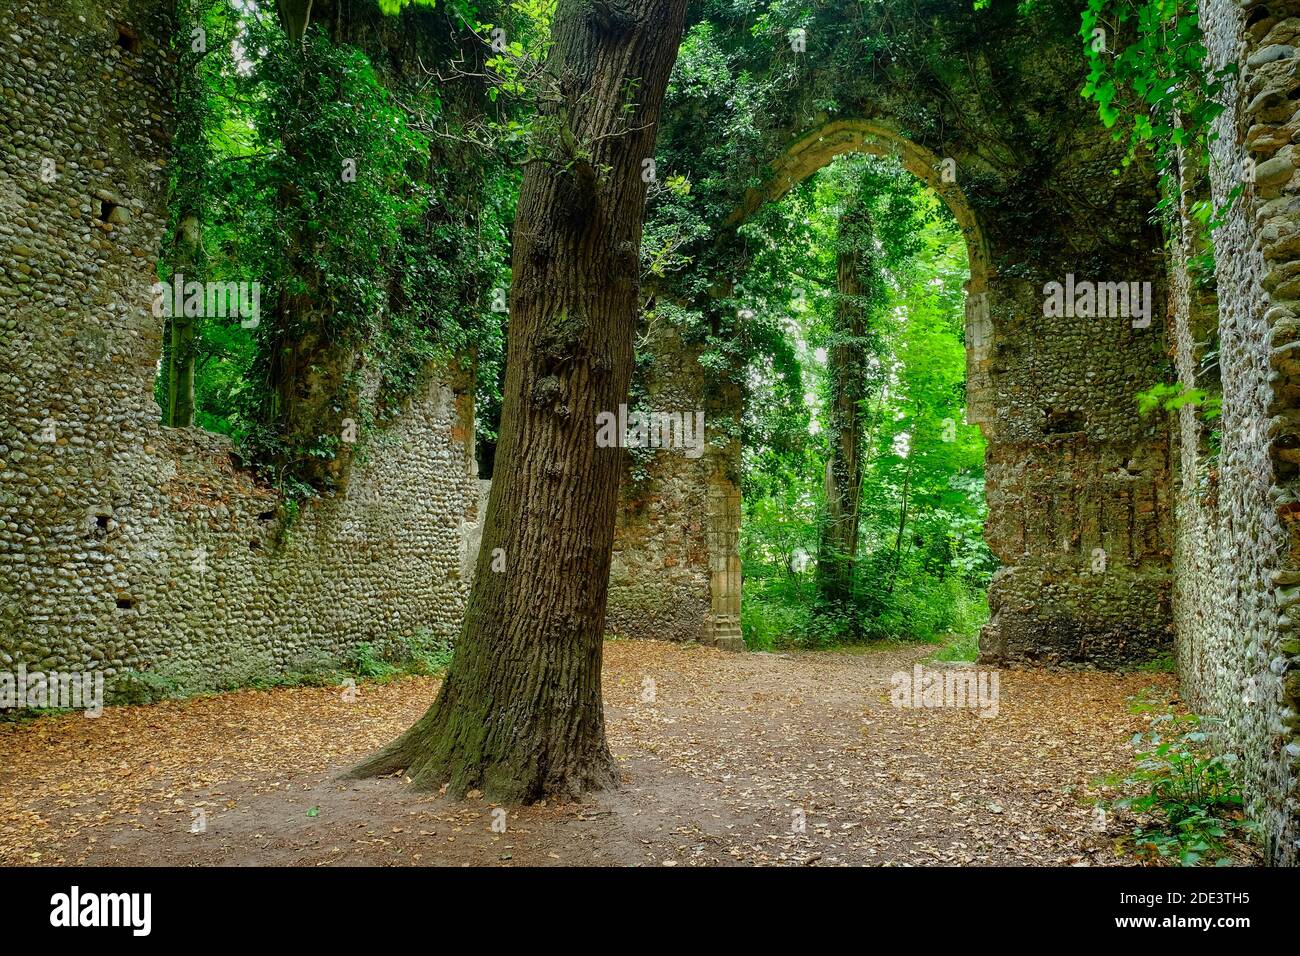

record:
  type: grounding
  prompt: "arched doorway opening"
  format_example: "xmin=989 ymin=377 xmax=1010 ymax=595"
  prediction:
xmin=724 ymin=136 xmax=991 ymax=653
xmin=609 ymin=109 xmax=1173 ymax=666
xmin=601 ymin=0 xmax=1174 ymax=667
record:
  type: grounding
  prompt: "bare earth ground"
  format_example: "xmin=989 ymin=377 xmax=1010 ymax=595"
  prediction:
xmin=0 ymin=640 xmax=1179 ymax=866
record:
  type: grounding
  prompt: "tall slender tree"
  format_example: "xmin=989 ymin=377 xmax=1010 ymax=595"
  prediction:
xmin=817 ymin=198 xmax=882 ymax=610
xmin=160 ymin=0 xmax=212 ymax=428
xmin=351 ymin=0 xmax=689 ymax=801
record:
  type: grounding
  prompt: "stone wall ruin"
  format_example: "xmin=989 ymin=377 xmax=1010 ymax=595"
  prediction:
xmin=0 ymin=0 xmax=1295 ymax=865
xmin=0 ymin=0 xmax=483 ymax=696
xmin=604 ymin=320 xmax=743 ymax=649
xmin=1168 ymin=0 xmax=1300 ymax=867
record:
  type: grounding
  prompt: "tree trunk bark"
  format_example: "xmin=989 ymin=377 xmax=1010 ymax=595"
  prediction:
xmin=886 ymin=455 xmax=915 ymax=595
xmin=164 ymin=213 xmax=200 ymax=428
xmin=816 ymin=205 xmax=877 ymax=608
xmin=350 ymin=0 xmax=688 ymax=802
xmin=265 ymin=2 xmax=352 ymax=487
xmin=161 ymin=0 xmax=206 ymax=429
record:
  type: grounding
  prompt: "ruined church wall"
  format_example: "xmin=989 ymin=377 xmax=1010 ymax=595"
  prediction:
xmin=977 ymin=271 xmax=1175 ymax=669
xmin=604 ymin=321 xmax=741 ymax=647
xmin=1170 ymin=0 xmax=1300 ymax=866
xmin=0 ymin=0 xmax=482 ymax=695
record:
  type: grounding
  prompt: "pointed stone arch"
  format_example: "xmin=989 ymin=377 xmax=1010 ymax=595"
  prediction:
xmin=609 ymin=6 xmax=1177 ymax=664
xmin=727 ymin=118 xmax=990 ymax=294
xmin=725 ymin=119 xmax=996 ymax=431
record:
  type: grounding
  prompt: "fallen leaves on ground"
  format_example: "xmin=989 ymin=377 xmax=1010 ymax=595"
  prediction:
xmin=0 ymin=640 xmax=1177 ymax=866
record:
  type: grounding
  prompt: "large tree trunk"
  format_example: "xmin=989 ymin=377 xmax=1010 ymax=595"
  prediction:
xmin=816 ymin=205 xmax=877 ymax=608
xmin=350 ymin=0 xmax=688 ymax=801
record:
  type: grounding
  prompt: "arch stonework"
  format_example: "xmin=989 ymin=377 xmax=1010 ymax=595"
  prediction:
xmin=726 ymin=120 xmax=996 ymax=432
xmin=609 ymin=111 xmax=1175 ymax=667
xmin=599 ymin=0 xmax=1181 ymax=664
xmin=729 ymin=119 xmax=992 ymax=290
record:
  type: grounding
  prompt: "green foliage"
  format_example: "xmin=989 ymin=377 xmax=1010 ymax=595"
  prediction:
xmin=1080 ymin=0 xmax=1226 ymax=153
xmin=396 ymin=629 xmax=456 ymax=675
xmin=1079 ymin=0 xmax=1234 ymax=262
xmin=932 ymin=629 xmax=981 ymax=663
xmin=157 ymin=4 xmax=510 ymax=490
xmin=1136 ymin=380 xmax=1222 ymax=487
xmin=0 ymin=706 xmax=70 ymax=724
xmin=105 ymin=629 xmax=453 ymax=708
xmin=738 ymin=156 xmax=993 ymax=650
xmin=1110 ymin=707 xmax=1249 ymax=865
xmin=1136 ymin=653 xmax=1177 ymax=673
xmin=109 ymin=668 xmax=194 ymax=707
xmin=1136 ymin=381 xmax=1221 ymax=418
xmin=352 ymin=629 xmax=455 ymax=679
xmin=350 ymin=642 xmax=398 ymax=680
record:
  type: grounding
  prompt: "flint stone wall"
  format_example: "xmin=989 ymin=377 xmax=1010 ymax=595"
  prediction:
xmin=0 ymin=0 xmax=482 ymax=695
xmin=605 ymin=321 xmax=742 ymax=648
xmin=1172 ymin=0 xmax=1300 ymax=866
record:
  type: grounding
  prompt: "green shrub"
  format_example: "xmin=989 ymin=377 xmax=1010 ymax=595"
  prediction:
xmin=740 ymin=596 xmax=807 ymax=651
xmin=400 ymin=628 xmax=454 ymax=675
xmin=932 ymin=630 xmax=980 ymax=663
xmin=1109 ymin=708 xmax=1250 ymax=865
xmin=109 ymin=671 xmax=191 ymax=707
xmin=740 ymin=565 xmax=988 ymax=651
xmin=214 ymin=647 xmax=279 ymax=691
xmin=282 ymin=648 xmax=344 ymax=686
xmin=349 ymin=642 xmax=397 ymax=680
xmin=1136 ymin=653 xmax=1177 ymax=673
xmin=345 ymin=630 xmax=453 ymax=680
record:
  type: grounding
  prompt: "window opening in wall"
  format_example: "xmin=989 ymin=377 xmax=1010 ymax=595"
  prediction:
xmin=114 ymin=22 xmax=141 ymax=55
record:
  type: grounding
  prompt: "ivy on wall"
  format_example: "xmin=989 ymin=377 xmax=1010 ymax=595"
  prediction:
xmin=1081 ymin=0 xmax=1229 ymax=465
xmin=157 ymin=1 xmax=511 ymax=494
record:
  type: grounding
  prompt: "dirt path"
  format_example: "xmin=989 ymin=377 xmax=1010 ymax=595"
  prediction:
xmin=0 ymin=640 xmax=1175 ymax=866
